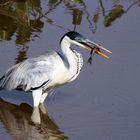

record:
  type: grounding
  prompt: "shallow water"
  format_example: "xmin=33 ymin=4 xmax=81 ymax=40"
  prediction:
xmin=0 ymin=0 xmax=140 ymax=140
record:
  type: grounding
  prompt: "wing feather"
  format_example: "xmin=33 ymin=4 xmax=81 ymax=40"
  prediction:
xmin=0 ymin=51 xmax=61 ymax=91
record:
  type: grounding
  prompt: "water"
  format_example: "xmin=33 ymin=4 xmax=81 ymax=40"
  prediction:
xmin=0 ymin=0 xmax=140 ymax=140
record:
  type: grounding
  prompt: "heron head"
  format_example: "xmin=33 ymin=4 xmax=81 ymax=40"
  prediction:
xmin=61 ymin=31 xmax=111 ymax=59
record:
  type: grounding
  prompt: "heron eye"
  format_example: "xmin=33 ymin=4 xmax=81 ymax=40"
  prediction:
xmin=75 ymin=37 xmax=81 ymax=42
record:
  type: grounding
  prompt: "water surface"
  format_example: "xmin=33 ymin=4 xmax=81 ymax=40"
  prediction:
xmin=0 ymin=0 xmax=140 ymax=140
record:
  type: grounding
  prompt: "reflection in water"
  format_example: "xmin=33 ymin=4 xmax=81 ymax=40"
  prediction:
xmin=104 ymin=5 xmax=124 ymax=27
xmin=0 ymin=14 xmax=17 ymax=41
xmin=73 ymin=9 xmax=83 ymax=30
xmin=103 ymin=1 xmax=137 ymax=27
xmin=0 ymin=98 xmax=68 ymax=140
xmin=0 ymin=0 xmax=138 ymax=63
xmin=0 ymin=0 xmax=45 ymax=65
xmin=63 ymin=0 xmax=96 ymax=33
xmin=0 ymin=0 xmax=44 ymax=45
xmin=0 ymin=0 xmax=139 ymax=43
xmin=15 ymin=46 xmax=29 ymax=64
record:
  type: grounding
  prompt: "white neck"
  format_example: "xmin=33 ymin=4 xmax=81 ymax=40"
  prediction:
xmin=60 ymin=36 xmax=78 ymax=70
xmin=60 ymin=36 xmax=83 ymax=82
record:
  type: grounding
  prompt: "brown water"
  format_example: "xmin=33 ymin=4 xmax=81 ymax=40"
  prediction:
xmin=0 ymin=0 xmax=140 ymax=140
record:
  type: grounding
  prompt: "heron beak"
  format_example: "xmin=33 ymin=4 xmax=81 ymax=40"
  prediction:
xmin=95 ymin=49 xmax=110 ymax=59
xmin=82 ymin=39 xmax=112 ymax=59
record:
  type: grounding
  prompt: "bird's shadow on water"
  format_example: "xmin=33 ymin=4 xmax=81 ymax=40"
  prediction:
xmin=0 ymin=97 xmax=68 ymax=140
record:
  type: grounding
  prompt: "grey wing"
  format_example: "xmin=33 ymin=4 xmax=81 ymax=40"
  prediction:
xmin=0 ymin=51 xmax=60 ymax=91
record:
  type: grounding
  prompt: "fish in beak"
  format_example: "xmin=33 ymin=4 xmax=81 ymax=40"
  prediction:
xmin=80 ymin=39 xmax=112 ymax=59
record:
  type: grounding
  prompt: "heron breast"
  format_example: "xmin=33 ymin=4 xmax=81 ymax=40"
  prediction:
xmin=68 ymin=52 xmax=83 ymax=82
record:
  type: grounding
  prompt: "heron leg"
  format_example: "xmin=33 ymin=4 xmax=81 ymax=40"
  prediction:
xmin=40 ymin=92 xmax=48 ymax=103
xmin=39 ymin=102 xmax=47 ymax=114
xmin=32 ymin=88 xmax=42 ymax=107
xmin=31 ymin=107 xmax=41 ymax=124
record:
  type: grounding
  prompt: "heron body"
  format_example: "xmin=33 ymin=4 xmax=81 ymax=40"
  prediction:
xmin=0 ymin=31 xmax=111 ymax=107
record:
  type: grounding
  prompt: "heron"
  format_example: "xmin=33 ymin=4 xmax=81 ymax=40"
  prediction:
xmin=0 ymin=31 xmax=111 ymax=108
